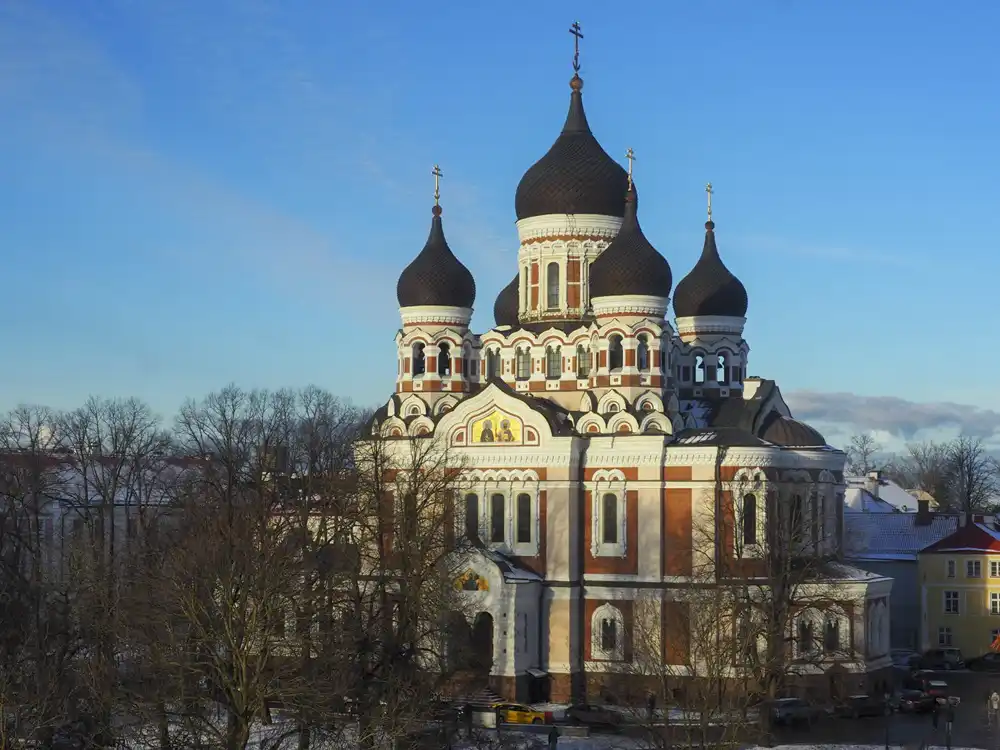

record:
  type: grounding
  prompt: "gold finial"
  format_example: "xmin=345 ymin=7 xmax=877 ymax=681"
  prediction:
xmin=706 ymin=182 xmax=714 ymax=223
xmin=432 ymin=164 xmax=442 ymax=207
xmin=625 ymin=147 xmax=635 ymax=190
xmin=569 ymin=21 xmax=584 ymax=73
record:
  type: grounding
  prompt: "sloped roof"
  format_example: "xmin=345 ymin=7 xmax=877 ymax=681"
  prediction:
xmin=845 ymin=512 xmax=960 ymax=561
xmin=846 ymin=476 xmax=923 ymax=512
xmin=845 ymin=487 xmax=899 ymax=514
xmin=922 ymin=522 xmax=1000 ymax=554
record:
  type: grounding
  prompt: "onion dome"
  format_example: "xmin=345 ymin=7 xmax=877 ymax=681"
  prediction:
xmin=515 ymin=75 xmax=633 ymax=220
xmin=673 ymin=221 xmax=748 ymax=318
xmin=589 ymin=188 xmax=671 ymax=299
xmin=761 ymin=414 xmax=826 ymax=447
xmin=493 ymin=275 xmax=519 ymax=327
xmin=396 ymin=205 xmax=476 ymax=308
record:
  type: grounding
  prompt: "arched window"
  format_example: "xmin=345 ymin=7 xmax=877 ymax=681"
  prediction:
xmin=546 ymin=262 xmax=560 ymax=309
xmin=515 ymin=347 xmax=531 ymax=380
xmin=637 ymin=334 xmax=650 ymax=371
xmin=486 ymin=350 xmax=499 ymax=379
xmin=438 ymin=342 xmax=451 ymax=377
xmin=608 ymin=335 xmax=624 ymax=371
xmin=742 ymin=494 xmax=758 ymax=546
xmin=516 ymin=493 xmax=532 ymax=544
xmin=661 ymin=349 xmax=668 ymax=373
xmin=601 ymin=617 xmax=617 ymax=651
xmin=824 ymin=618 xmax=840 ymax=654
xmin=602 ymin=493 xmax=618 ymax=544
xmin=464 ymin=493 xmax=479 ymax=542
xmin=791 ymin=494 xmax=804 ymax=540
xmin=546 ymin=346 xmax=561 ymax=379
xmin=576 ymin=345 xmax=591 ymax=378
xmin=521 ymin=266 xmax=529 ymax=311
xmin=591 ymin=603 xmax=625 ymax=661
xmin=798 ymin=620 xmax=814 ymax=655
xmin=490 ymin=493 xmax=505 ymax=543
xmin=694 ymin=354 xmax=705 ymax=384
xmin=717 ymin=353 xmax=728 ymax=384
xmin=412 ymin=343 xmax=426 ymax=376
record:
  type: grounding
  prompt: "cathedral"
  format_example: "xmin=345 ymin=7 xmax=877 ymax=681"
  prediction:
xmin=371 ymin=30 xmax=892 ymax=704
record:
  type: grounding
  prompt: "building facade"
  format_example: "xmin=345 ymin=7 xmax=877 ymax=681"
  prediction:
xmin=370 ymin=40 xmax=892 ymax=703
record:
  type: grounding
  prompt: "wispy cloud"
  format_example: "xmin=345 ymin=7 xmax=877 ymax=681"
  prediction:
xmin=785 ymin=390 xmax=1000 ymax=452
xmin=736 ymin=233 xmax=919 ymax=269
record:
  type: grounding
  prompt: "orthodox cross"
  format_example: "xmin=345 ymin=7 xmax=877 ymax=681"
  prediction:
xmin=625 ymin=148 xmax=635 ymax=190
xmin=432 ymin=164 xmax=442 ymax=206
xmin=706 ymin=182 xmax=714 ymax=222
xmin=569 ymin=21 xmax=584 ymax=72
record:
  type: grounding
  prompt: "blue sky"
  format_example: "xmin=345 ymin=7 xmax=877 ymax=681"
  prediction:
xmin=2 ymin=0 xmax=1000 ymax=449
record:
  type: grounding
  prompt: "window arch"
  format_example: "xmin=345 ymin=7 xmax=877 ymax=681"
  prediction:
xmin=798 ymin=619 xmax=814 ymax=655
xmin=591 ymin=603 xmax=626 ymax=661
xmin=485 ymin=349 xmax=500 ymax=379
xmin=717 ymin=353 xmax=728 ymax=384
xmin=515 ymin=347 xmax=531 ymax=380
xmin=694 ymin=354 xmax=705 ymax=384
xmin=437 ymin=342 xmax=451 ymax=377
xmin=824 ymin=617 xmax=840 ymax=654
xmin=608 ymin=335 xmax=624 ymax=371
xmin=546 ymin=346 xmax=561 ymax=379
xmin=576 ymin=345 xmax=591 ymax=378
xmin=742 ymin=493 xmax=758 ymax=546
xmin=546 ymin=262 xmax=560 ymax=309
xmin=637 ymin=334 xmax=650 ymax=372
xmin=412 ymin=343 xmax=426 ymax=376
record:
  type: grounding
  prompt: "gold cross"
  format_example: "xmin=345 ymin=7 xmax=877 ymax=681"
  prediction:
xmin=569 ymin=21 xmax=584 ymax=72
xmin=625 ymin=148 xmax=635 ymax=190
xmin=706 ymin=182 xmax=714 ymax=222
xmin=432 ymin=164 xmax=442 ymax=206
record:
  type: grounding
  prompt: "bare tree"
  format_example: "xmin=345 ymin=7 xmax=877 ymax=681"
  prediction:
xmin=845 ymin=434 xmax=880 ymax=475
xmin=945 ymin=436 xmax=1000 ymax=516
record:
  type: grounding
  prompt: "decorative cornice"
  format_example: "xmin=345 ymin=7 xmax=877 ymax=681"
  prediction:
xmin=675 ymin=315 xmax=746 ymax=337
xmin=400 ymin=305 xmax=473 ymax=327
xmin=665 ymin=445 xmax=847 ymax=470
xmin=516 ymin=213 xmax=623 ymax=244
xmin=592 ymin=294 xmax=668 ymax=319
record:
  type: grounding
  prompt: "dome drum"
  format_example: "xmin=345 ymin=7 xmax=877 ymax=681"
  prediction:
xmin=674 ymin=314 xmax=746 ymax=342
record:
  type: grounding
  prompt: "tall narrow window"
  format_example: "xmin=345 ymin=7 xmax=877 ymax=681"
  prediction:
xmin=790 ymin=494 xmax=803 ymax=542
xmin=824 ymin=619 xmax=840 ymax=653
xmin=742 ymin=494 xmax=757 ymax=546
xmin=438 ymin=342 xmax=451 ymax=377
xmin=717 ymin=353 xmax=728 ymax=384
xmin=516 ymin=348 xmax=531 ymax=380
xmin=602 ymin=493 xmax=618 ymax=544
xmin=521 ymin=266 xmax=529 ymax=311
xmin=576 ymin=345 xmax=591 ymax=378
xmin=694 ymin=354 xmax=705 ymax=383
xmin=490 ymin=493 xmax=505 ymax=543
xmin=516 ymin=493 xmax=532 ymax=544
xmin=546 ymin=262 xmax=560 ymax=309
xmin=546 ymin=346 xmax=561 ymax=379
xmin=412 ymin=343 xmax=426 ymax=376
xmin=798 ymin=620 xmax=814 ymax=654
xmin=637 ymin=334 xmax=650 ymax=371
xmin=608 ymin=335 xmax=624 ymax=371
xmin=486 ymin=350 xmax=499 ymax=379
xmin=464 ymin=493 xmax=479 ymax=542
xmin=601 ymin=618 xmax=617 ymax=651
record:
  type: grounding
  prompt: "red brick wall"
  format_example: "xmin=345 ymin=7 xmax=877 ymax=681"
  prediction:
xmin=663 ymin=488 xmax=692 ymax=576
xmin=584 ymin=598 xmax=634 ymax=662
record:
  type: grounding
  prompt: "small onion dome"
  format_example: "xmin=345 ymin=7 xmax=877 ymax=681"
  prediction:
xmin=493 ymin=275 xmax=519 ymax=327
xmin=673 ymin=221 xmax=748 ymax=318
xmin=589 ymin=189 xmax=671 ymax=299
xmin=761 ymin=414 xmax=826 ymax=447
xmin=514 ymin=75 xmax=633 ymax=220
xmin=396 ymin=205 xmax=476 ymax=308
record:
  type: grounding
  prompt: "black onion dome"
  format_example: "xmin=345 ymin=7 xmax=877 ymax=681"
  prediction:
xmin=760 ymin=414 xmax=826 ymax=447
xmin=515 ymin=76 xmax=632 ymax=220
xmin=672 ymin=221 xmax=748 ymax=318
xmin=589 ymin=190 xmax=672 ymax=299
xmin=396 ymin=206 xmax=476 ymax=308
xmin=493 ymin=275 xmax=519 ymax=327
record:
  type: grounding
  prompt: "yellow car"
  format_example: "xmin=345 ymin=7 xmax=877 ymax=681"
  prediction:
xmin=493 ymin=702 xmax=551 ymax=725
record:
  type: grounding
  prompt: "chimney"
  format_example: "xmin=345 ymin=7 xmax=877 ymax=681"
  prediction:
xmin=915 ymin=499 xmax=932 ymax=526
xmin=866 ymin=470 xmax=882 ymax=499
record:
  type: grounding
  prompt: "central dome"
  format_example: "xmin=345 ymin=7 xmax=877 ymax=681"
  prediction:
xmin=514 ymin=76 xmax=632 ymax=220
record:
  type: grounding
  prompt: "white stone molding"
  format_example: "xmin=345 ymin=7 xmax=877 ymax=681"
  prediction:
xmin=639 ymin=412 xmax=673 ymax=435
xmin=515 ymin=213 xmax=624 ymax=243
xmin=597 ymin=390 xmax=628 ymax=414
xmin=400 ymin=305 xmax=473 ymax=327
xmin=675 ymin=315 xmax=746 ymax=337
xmin=592 ymin=294 xmax=668 ymax=319
xmin=398 ymin=395 xmax=429 ymax=418
xmin=589 ymin=475 xmax=628 ymax=559
xmin=578 ymin=391 xmax=597 ymax=413
xmin=407 ymin=416 xmax=435 ymax=437
xmin=664 ymin=446 xmax=847 ymax=470
xmin=459 ymin=469 xmax=542 ymax=485
xmin=607 ymin=412 xmax=640 ymax=435
xmin=590 ymin=602 xmax=626 ymax=662
xmin=576 ymin=413 xmax=606 ymax=435
xmin=380 ymin=416 xmax=407 ymax=438
xmin=781 ymin=469 xmax=814 ymax=483
xmin=635 ymin=390 xmax=664 ymax=414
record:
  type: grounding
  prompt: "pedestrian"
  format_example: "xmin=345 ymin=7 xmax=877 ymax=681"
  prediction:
xmin=990 ymin=691 xmax=999 ymax=725
xmin=932 ymin=700 xmax=940 ymax=729
xmin=548 ymin=723 xmax=559 ymax=749
xmin=647 ymin=691 xmax=656 ymax=721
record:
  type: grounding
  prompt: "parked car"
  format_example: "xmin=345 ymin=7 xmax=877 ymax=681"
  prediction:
xmin=917 ymin=648 xmax=965 ymax=670
xmin=769 ymin=698 xmax=823 ymax=726
xmin=891 ymin=648 xmax=921 ymax=669
xmin=565 ymin=704 xmax=623 ymax=729
xmin=834 ymin=694 xmax=892 ymax=718
xmin=895 ymin=689 xmax=936 ymax=714
xmin=968 ymin=652 xmax=1000 ymax=672
xmin=493 ymin=702 xmax=551 ymax=725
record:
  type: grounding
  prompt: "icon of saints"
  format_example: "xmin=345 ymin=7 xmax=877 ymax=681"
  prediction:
xmin=498 ymin=419 xmax=515 ymax=443
xmin=479 ymin=420 xmax=495 ymax=443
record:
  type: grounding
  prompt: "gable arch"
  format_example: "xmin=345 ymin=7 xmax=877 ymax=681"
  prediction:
xmin=671 ymin=415 xmax=686 ymax=434
xmin=818 ymin=469 xmax=836 ymax=483
xmin=434 ymin=395 xmax=460 ymax=417
xmin=399 ymin=395 xmax=429 ymax=418
xmin=380 ymin=416 xmax=407 ymax=438
xmin=576 ymin=414 xmax=606 ymax=435
xmin=640 ymin=413 xmax=672 ymax=435
xmin=597 ymin=390 xmax=628 ymax=415
xmin=591 ymin=603 xmax=626 ymax=662
xmin=607 ymin=412 xmax=640 ymax=434
xmin=408 ymin=416 xmax=435 ymax=437
xmin=635 ymin=390 xmax=664 ymax=414
xmin=578 ymin=391 xmax=597 ymax=413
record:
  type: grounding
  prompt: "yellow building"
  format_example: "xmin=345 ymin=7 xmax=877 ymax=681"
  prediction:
xmin=919 ymin=520 xmax=1000 ymax=658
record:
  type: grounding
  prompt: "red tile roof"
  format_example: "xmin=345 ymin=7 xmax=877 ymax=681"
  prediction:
xmin=921 ymin=522 xmax=1000 ymax=554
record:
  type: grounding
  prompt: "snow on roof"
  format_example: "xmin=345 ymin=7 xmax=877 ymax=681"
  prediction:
xmin=845 ymin=476 xmax=924 ymax=513
xmin=844 ymin=487 xmax=898 ymax=514
xmin=844 ymin=513 xmax=960 ymax=560
xmin=821 ymin=561 xmax=892 ymax=582
xmin=922 ymin=522 xmax=1000 ymax=554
